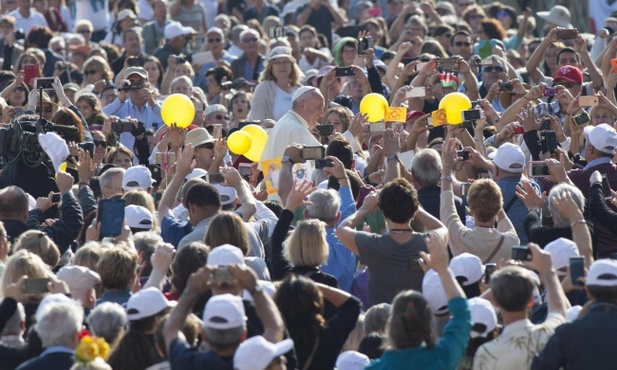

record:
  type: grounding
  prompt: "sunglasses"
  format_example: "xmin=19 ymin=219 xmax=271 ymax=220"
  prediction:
xmin=94 ymin=140 xmax=107 ymax=148
xmin=208 ymin=37 xmax=222 ymax=43
xmin=469 ymin=15 xmax=485 ymax=20
xmin=555 ymin=82 xmax=579 ymax=88
xmin=214 ymin=114 xmax=228 ymax=120
xmin=483 ymin=66 xmax=504 ymax=73
xmin=242 ymin=37 xmax=258 ymax=43
xmin=454 ymin=41 xmax=471 ymax=47
xmin=197 ymin=142 xmax=215 ymax=150
xmin=15 ymin=86 xmax=25 ymax=92
xmin=84 ymin=70 xmax=97 ymax=75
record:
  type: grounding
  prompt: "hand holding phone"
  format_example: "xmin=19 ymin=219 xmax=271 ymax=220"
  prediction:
xmin=23 ymin=278 xmax=50 ymax=294
xmin=569 ymin=257 xmax=585 ymax=286
xmin=512 ymin=245 xmax=532 ymax=261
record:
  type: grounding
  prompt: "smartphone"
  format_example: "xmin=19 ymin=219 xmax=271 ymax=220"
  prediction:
xmin=612 ymin=58 xmax=617 ymax=71
xmin=527 ymin=161 xmax=550 ymax=177
xmin=512 ymin=245 xmax=532 ymax=261
xmin=457 ymin=150 xmax=469 ymax=160
xmin=436 ymin=57 xmax=459 ymax=70
xmin=407 ymin=257 xmax=423 ymax=272
xmin=315 ymin=158 xmax=331 ymax=169
xmin=127 ymin=56 xmax=141 ymax=67
xmin=369 ymin=121 xmax=386 ymax=132
xmin=513 ymin=126 xmax=525 ymax=134
xmin=51 ymin=192 xmax=61 ymax=203
xmin=578 ymin=96 xmax=598 ymax=107
xmin=426 ymin=116 xmax=434 ymax=128
xmin=79 ymin=142 xmax=95 ymax=158
xmin=302 ymin=146 xmax=325 ymax=160
xmin=23 ymin=278 xmax=50 ymax=294
xmin=556 ymin=28 xmax=579 ymax=40
xmin=357 ymin=37 xmax=371 ymax=55
xmin=406 ymin=87 xmax=426 ymax=98
xmin=24 ymin=64 xmax=40 ymax=86
xmin=210 ymin=266 xmax=235 ymax=283
xmin=238 ymin=163 xmax=252 ymax=181
xmin=335 ymin=67 xmax=355 ymax=77
xmin=36 ymin=77 xmax=54 ymax=90
xmin=414 ymin=62 xmax=428 ymax=72
xmin=155 ymin=152 xmax=177 ymax=165
xmin=462 ymin=109 xmax=482 ymax=121
xmin=569 ymin=256 xmax=585 ymax=286
xmin=316 ymin=124 xmax=334 ymax=136
xmin=212 ymin=124 xmax=222 ymax=139
xmin=484 ymin=263 xmax=497 ymax=284
xmin=402 ymin=57 xmax=418 ymax=66
xmin=207 ymin=173 xmax=225 ymax=184
xmin=499 ymin=81 xmax=513 ymax=92
xmin=602 ymin=175 xmax=612 ymax=200
xmin=543 ymin=87 xmax=556 ymax=97
xmin=98 ymin=199 xmax=125 ymax=238
xmin=573 ymin=112 xmax=591 ymax=127
xmin=542 ymin=130 xmax=559 ymax=153
xmin=461 ymin=182 xmax=472 ymax=196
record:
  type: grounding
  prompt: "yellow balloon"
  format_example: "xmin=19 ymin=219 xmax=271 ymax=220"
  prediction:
xmin=359 ymin=93 xmax=388 ymax=123
xmin=241 ymin=124 xmax=268 ymax=162
xmin=227 ymin=131 xmax=252 ymax=155
xmin=438 ymin=92 xmax=472 ymax=125
xmin=161 ymin=94 xmax=195 ymax=129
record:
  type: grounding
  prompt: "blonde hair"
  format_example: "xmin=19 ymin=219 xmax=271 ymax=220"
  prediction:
xmin=283 ymin=219 xmax=329 ymax=267
xmin=467 ymin=179 xmax=503 ymax=223
xmin=13 ymin=231 xmax=61 ymax=268
xmin=122 ymin=190 xmax=159 ymax=230
xmin=260 ymin=57 xmax=302 ymax=86
xmin=97 ymin=245 xmax=138 ymax=291
xmin=83 ymin=56 xmax=114 ymax=81
xmin=1 ymin=250 xmax=51 ymax=298
xmin=204 ymin=211 xmax=250 ymax=255
xmin=73 ymin=242 xmax=113 ymax=272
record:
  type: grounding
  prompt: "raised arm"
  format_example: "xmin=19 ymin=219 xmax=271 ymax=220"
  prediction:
xmin=336 ymin=191 xmax=380 ymax=255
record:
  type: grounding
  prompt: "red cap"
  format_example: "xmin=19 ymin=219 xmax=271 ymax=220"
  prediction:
xmin=406 ymin=110 xmax=425 ymax=122
xmin=554 ymin=65 xmax=583 ymax=84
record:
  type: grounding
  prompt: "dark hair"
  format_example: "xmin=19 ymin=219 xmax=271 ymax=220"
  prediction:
xmin=490 ymin=266 xmax=535 ymax=312
xmin=586 ymin=285 xmax=617 ymax=301
xmin=327 ymin=169 xmax=361 ymax=201
xmin=432 ymin=24 xmax=454 ymax=37
xmin=25 ymin=26 xmax=53 ymax=48
xmin=555 ymin=47 xmax=581 ymax=65
xmin=77 ymin=210 xmax=97 ymax=248
xmin=171 ymin=242 xmax=210 ymax=295
xmin=450 ymin=30 xmax=471 ymax=47
xmin=274 ymin=275 xmax=326 ymax=350
xmin=385 ymin=290 xmax=435 ymax=349
xmin=480 ymin=18 xmax=507 ymax=40
xmin=51 ymin=107 xmax=86 ymax=142
xmin=143 ymin=55 xmax=164 ymax=87
xmin=205 ymin=65 xmax=234 ymax=86
xmin=186 ymin=183 xmax=221 ymax=208
xmin=359 ymin=333 xmax=385 ymax=359
xmin=379 ymin=178 xmax=419 ymax=223
xmin=263 ymin=200 xmax=283 ymax=218
xmin=326 ymin=138 xmax=353 ymax=169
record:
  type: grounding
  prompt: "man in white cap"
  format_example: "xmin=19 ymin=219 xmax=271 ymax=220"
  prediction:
xmin=122 ymin=165 xmax=156 ymax=192
xmin=163 ymin=264 xmax=286 ymax=368
xmin=259 ymin=86 xmax=324 ymax=165
xmin=103 ymin=66 xmax=162 ymax=158
xmin=56 ymin=265 xmax=101 ymax=309
xmin=195 ymin=27 xmax=237 ymax=87
xmin=532 ymin=259 xmax=617 ymax=369
xmin=154 ymin=21 xmax=196 ymax=70
xmin=234 ymin=335 xmax=294 ymax=370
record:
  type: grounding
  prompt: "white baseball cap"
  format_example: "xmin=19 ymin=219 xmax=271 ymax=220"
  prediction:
xmin=584 ymin=123 xmax=617 ymax=154
xmin=449 ymin=253 xmax=485 ymax=286
xmin=126 ymin=287 xmax=176 ymax=320
xmin=207 ymin=244 xmax=245 ymax=266
xmin=468 ymin=297 xmax=497 ymax=338
xmin=335 ymin=350 xmax=370 ymax=370
xmin=544 ymin=237 xmax=579 ymax=272
xmin=212 ymin=184 xmax=237 ymax=206
xmin=125 ymin=204 xmax=154 ymax=230
xmin=587 ymin=259 xmax=617 ymax=287
xmin=203 ymin=293 xmax=247 ymax=329
xmin=56 ymin=265 xmax=101 ymax=291
xmin=185 ymin=168 xmax=208 ymax=181
xmin=422 ymin=269 xmax=449 ymax=315
xmin=488 ymin=142 xmax=525 ymax=173
xmin=234 ymin=336 xmax=294 ymax=370
xmin=164 ymin=21 xmax=196 ymax=40
xmin=122 ymin=166 xmax=155 ymax=191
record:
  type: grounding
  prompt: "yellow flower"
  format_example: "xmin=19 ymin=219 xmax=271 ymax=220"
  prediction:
xmin=96 ymin=338 xmax=110 ymax=360
xmin=75 ymin=336 xmax=99 ymax=362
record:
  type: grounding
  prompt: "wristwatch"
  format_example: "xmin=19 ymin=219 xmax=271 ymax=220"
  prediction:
xmin=386 ymin=155 xmax=398 ymax=162
xmin=441 ymin=175 xmax=453 ymax=182
xmin=282 ymin=156 xmax=294 ymax=165
xmin=250 ymin=283 xmax=263 ymax=295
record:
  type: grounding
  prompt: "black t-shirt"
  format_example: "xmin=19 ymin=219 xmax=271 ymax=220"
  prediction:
xmin=169 ymin=338 xmax=233 ymax=370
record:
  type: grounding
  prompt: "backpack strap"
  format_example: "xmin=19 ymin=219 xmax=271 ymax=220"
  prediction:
xmin=484 ymin=235 xmax=505 ymax=264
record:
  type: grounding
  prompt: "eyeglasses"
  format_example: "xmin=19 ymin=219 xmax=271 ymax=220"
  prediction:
xmin=214 ymin=114 xmax=228 ymax=120
xmin=84 ymin=70 xmax=98 ymax=75
xmin=454 ymin=41 xmax=471 ymax=47
xmin=53 ymin=48 xmax=63 ymax=54
xmin=76 ymin=29 xmax=91 ymax=34
xmin=197 ymin=142 xmax=214 ymax=149
xmin=483 ymin=66 xmax=504 ymax=73
xmin=242 ymin=37 xmax=258 ymax=43
xmin=94 ymin=140 xmax=107 ymax=148
xmin=208 ymin=37 xmax=222 ymax=43
xmin=15 ymin=86 xmax=25 ymax=92
xmin=555 ymin=82 xmax=580 ymax=88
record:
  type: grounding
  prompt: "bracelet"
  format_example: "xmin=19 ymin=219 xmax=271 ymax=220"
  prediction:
xmin=570 ymin=220 xmax=587 ymax=228
xmin=78 ymin=181 xmax=89 ymax=188
xmin=441 ymin=175 xmax=453 ymax=182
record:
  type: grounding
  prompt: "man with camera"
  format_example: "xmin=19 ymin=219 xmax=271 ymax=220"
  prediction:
xmin=103 ymin=67 xmax=161 ymax=163
xmin=154 ymin=21 xmax=195 ymax=70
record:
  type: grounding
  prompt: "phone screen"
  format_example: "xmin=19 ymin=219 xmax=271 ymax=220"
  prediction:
xmin=98 ymin=199 xmax=126 ymax=238
xmin=23 ymin=278 xmax=50 ymax=294
xmin=302 ymin=146 xmax=325 ymax=160
xmin=529 ymin=162 xmax=550 ymax=177
xmin=602 ymin=175 xmax=612 ymax=199
xmin=569 ymin=257 xmax=585 ymax=286
xmin=335 ymin=67 xmax=355 ymax=77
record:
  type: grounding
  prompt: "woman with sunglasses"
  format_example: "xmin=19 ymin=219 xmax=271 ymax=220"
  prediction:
xmin=82 ymin=56 xmax=114 ymax=87
xmin=0 ymin=72 xmax=29 ymax=108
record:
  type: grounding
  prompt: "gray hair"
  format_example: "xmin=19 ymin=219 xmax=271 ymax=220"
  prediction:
xmin=99 ymin=168 xmax=125 ymax=192
xmin=171 ymin=75 xmax=193 ymax=91
xmin=87 ymin=302 xmax=128 ymax=344
xmin=547 ymin=183 xmax=585 ymax=228
xmin=364 ymin=303 xmax=391 ymax=335
xmin=410 ymin=149 xmax=442 ymax=187
xmin=204 ymin=325 xmax=245 ymax=349
xmin=35 ymin=298 xmax=84 ymax=348
xmin=306 ymin=189 xmax=341 ymax=223
xmin=133 ymin=231 xmax=163 ymax=256
xmin=50 ymin=36 xmax=65 ymax=49
xmin=1 ymin=301 xmax=25 ymax=337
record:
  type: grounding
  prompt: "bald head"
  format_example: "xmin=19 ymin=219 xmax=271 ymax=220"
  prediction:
xmin=0 ymin=186 xmax=28 ymax=221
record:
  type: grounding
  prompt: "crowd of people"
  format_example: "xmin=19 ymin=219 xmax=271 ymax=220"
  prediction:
xmin=0 ymin=0 xmax=617 ymax=369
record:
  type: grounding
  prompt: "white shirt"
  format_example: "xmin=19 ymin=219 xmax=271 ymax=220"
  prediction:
xmin=8 ymin=9 xmax=48 ymax=34
xmin=74 ymin=0 xmax=110 ymax=31
xmin=271 ymin=85 xmax=293 ymax=122
xmin=137 ymin=0 xmax=154 ymax=22
xmin=259 ymin=110 xmax=321 ymax=165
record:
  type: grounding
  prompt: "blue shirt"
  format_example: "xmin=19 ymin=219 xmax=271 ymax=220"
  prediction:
xmin=320 ymin=185 xmax=357 ymax=292
xmin=169 ymin=338 xmax=233 ymax=369
xmin=497 ymin=176 xmax=540 ymax=245
xmin=583 ymin=156 xmax=612 ymax=171
xmin=193 ymin=52 xmax=237 ymax=88
xmin=96 ymin=289 xmax=131 ymax=307
xmin=161 ymin=215 xmax=193 ymax=249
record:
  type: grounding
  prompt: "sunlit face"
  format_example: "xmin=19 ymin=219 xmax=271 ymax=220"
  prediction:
xmin=115 ymin=152 xmax=133 ymax=169
xmin=172 ymin=80 xmax=192 ymax=97
xmin=0 ymin=21 xmax=14 ymax=38
xmin=271 ymin=58 xmax=292 ymax=81
xmin=174 ymin=64 xmax=191 ymax=78
xmin=481 ymin=61 xmax=507 ymax=88
xmin=144 ymin=61 xmax=160 ymax=85
xmin=342 ymin=45 xmax=356 ymax=66
xmin=84 ymin=66 xmax=104 ymax=85
xmin=367 ymin=24 xmax=380 ymax=43
xmin=36 ymin=102 xmax=54 ymax=120
xmin=299 ymin=30 xmax=317 ymax=49
xmin=206 ymin=32 xmax=224 ymax=53
xmin=348 ymin=78 xmax=363 ymax=100
xmin=21 ymin=56 xmax=37 ymax=68
xmin=194 ymin=143 xmax=215 ymax=169
xmin=557 ymin=51 xmax=579 ymax=69
xmin=77 ymin=100 xmax=94 ymax=120
xmin=451 ymin=35 xmax=472 ymax=60
xmin=232 ymin=96 xmax=249 ymax=118
xmin=545 ymin=45 xmax=559 ymax=69
xmin=92 ymin=131 xmax=107 ymax=159
xmin=326 ymin=112 xmax=345 ymax=133
xmin=101 ymin=88 xmax=118 ymax=107
xmin=124 ymin=30 xmax=142 ymax=55
xmin=592 ymin=107 xmax=613 ymax=126
xmin=205 ymin=75 xmax=220 ymax=95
